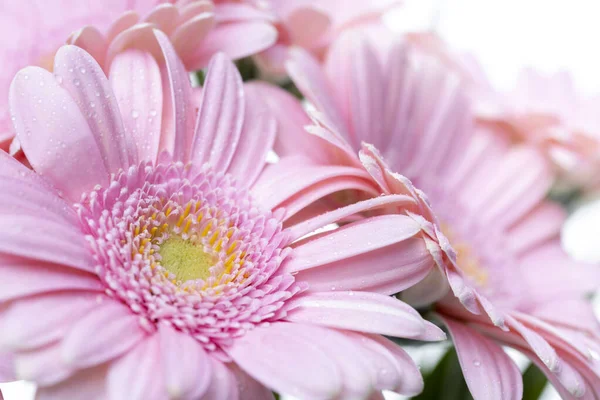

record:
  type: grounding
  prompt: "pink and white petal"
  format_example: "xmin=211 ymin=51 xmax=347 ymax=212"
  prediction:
xmin=109 ymin=49 xmax=163 ymax=163
xmin=507 ymin=202 xmax=565 ymax=255
xmin=288 ymin=194 xmax=417 ymax=241
xmin=106 ymin=11 xmax=140 ymax=44
xmin=226 ymin=88 xmax=276 ymax=188
xmin=228 ymin=364 xmax=274 ymax=400
xmin=200 ymin=359 xmax=239 ymax=400
xmin=14 ymin=341 xmax=73 ymax=386
xmin=144 ymin=4 xmax=179 ymax=35
xmin=251 ymin=156 xmax=371 ymax=212
xmin=286 ymin=291 xmax=427 ymax=338
xmin=9 ymin=66 xmax=109 ymax=201
xmin=294 ymin=236 xmax=433 ymax=295
xmin=443 ymin=317 xmax=523 ymax=400
xmin=191 ymin=53 xmax=244 ymax=171
xmin=531 ymin=299 xmax=600 ymax=338
xmin=285 ymin=214 xmax=421 ymax=273
xmin=400 ymin=266 xmax=450 ymax=308
xmin=0 ymin=214 xmax=92 ymax=272
xmin=61 ymin=300 xmax=147 ymax=369
xmin=227 ymin=322 xmax=342 ymax=399
xmin=186 ymin=21 xmax=277 ymax=70
xmin=0 ymin=353 xmax=14 ymax=382
xmin=36 ymin=364 xmax=107 ymax=400
xmin=158 ymin=324 xmax=212 ymax=400
xmin=53 ymin=46 xmax=136 ymax=172
xmin=0 ymin=256 xmax=102 ymax=302
xmin=214 ymin=3 xmax=273 ymax=23
xmin=505 ymin=315 xmax=559 ymax=374
xmin=107 ymin=334 xmax=168 ymax=400
xmin=68 ymin=26 xmax=108 ymax=68
xmin=172 ymin=13 xmax=216 ymax=67
xmin=0 ymin=292 xmax=100 ymax=351
xmin=155 ymin=29 xmax=195 ymax=162
xmin=106 ymin=23 xmax=162 ymax=68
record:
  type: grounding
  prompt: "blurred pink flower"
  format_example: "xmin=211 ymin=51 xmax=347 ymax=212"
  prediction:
xmin=252 ymin=0 xmax=401 ymax=76
xmin=0 ymin=0 xmax=277 ymax=148
xmin=262 ymin=32 xmax=600 ymax=399
xmin=1 ymin=41 xmax=446 ymax=399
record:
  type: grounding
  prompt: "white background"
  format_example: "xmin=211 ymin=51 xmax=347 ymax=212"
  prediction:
xmin=3 ymin=0 xmax=600 ymax=398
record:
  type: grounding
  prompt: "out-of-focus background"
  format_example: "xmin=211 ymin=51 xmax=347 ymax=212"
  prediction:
xmin=3 ymin=0 xmax=600 ymax=398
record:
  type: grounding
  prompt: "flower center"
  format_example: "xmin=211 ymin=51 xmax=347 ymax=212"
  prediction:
xmin=76 ymin=159 xmax=304 ymax=354
xmin=441 ymin=224 xmax=488 ymax=287
xmin=158 ymin=237 xmax=215 ymax=283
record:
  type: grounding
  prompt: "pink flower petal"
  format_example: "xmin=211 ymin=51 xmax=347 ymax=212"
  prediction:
xmin=228 ymin=364 xmax=274 ymax=400
xmin=53 ymin=45 xmax=137 ymax=172
xmin=35 ymin=364 xmax=108 ymax=400
xmin=172 ymin=13 xmax=216 ymax=67
xmin=107 ymin=334 xmax=167 ymax=400
xmin=286 ymin=7 xmax=330 ymax=48
xmin=200 ymin=359 xmax=239 ymax=400
xmin=158 ymin=324 xmax=212 ymax=400
xmin=227 ymin=322 xmax=342 ymax=399
xmin=0 ymin=353 xmax=14 ymax=382
xmin=443 ymin=317 xmax=523 ymax=400
xmin=68 ymin=26 xmax=108 ymax=68
xmin=109 ymin=49 xmax=163 ymax=163
xmin=286 ymin=291 xmax=429 ymax=339
xmin=191 ymin=53 xmax=244 ymax=172
xmin=62 ymin=300 xmax=146 ymax=369
xmin=9 ymin=66 xmax=109 ymax=201
xmin=14 ymin=341 xmax=73 ymax=386
xmin=285 ymin=214 xmax=421 ymax=273
xmin=507 ymin=202 xmax=565 ymax=255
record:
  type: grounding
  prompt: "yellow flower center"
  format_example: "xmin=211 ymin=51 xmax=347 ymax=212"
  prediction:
xmin=158 ymin=237 xmax=215 ymax=283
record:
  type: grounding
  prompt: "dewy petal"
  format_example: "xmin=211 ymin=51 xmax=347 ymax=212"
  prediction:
xmin=191 ymin=52 xmax=244 ymax=172
xmin=286 ymin=291 xmax=427 ymax=338
xmin=442 ymin=317 xmax=523 ymax=400
xmin=107 ymin=335 xmax=167 ymax=400
xmin=227 ymin=322 xmax=342 ymax=400
xmin=61 ymin=299 xmax=146 ymax=369
xmin=158 ymin=324 xmax=212 ymax=400
xmin=9 ymin=66 xmax=109 ymax=201
xmin=53 ymin=46 xmax=137 ymax=171
xmin=109 ymin=49 xmax=163 ymax=163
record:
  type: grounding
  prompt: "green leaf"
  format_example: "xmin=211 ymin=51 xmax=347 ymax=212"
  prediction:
xmin=412 ymin=347 xmax=473 ymax=400
xmin=235 ymin=57 xmax=259 ymax=82
xmin=522 ymin=363 xmax=548 ymax=400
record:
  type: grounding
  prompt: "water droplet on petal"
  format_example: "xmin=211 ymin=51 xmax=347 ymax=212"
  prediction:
xmin=131 ymin=110 xmax=140 ymax=119
xmin=473 ymin=360 xmax=481 ymax=367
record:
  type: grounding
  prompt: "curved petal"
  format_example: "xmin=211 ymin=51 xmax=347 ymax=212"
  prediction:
xmin=9 ymin=66 xmax=109 ymax=201
xmin=53 ymin=45 xmax=136 ymax=172
xmin=61 ymin=300 xmax=146 ymax=369
xmin=67 ymin=26 xmax=108 ymax=68
xmin=107 ymin=334 xmax=167 ymax=400
xmin=286 ymin=291 xmax=429 ymax=339
xmin=0 ymin=353 xmax=14 ymax=382
xmin=200 ymin=358 xmax=239 ymax=400
xmin=14 ymin=341 xmax=73 ymax=386
xmin=443 ymin=317 xmax=523 ymax=400
xmin=172 ymin=13 xmax=216 ymax=66
xmin=191 ymin=53 xmax=244 ymax=172
xmin=35 ymin=364 xmax=107 ymax=400
xmin=227 ymin=322 xmax=342 ymax=400
xmin=109 ymin=49 xmax=163 ymax=163
xmin=228 ymin=364 xmax=274 ymax=400
xmin=158 ymin=324 xmax=212 ymax=400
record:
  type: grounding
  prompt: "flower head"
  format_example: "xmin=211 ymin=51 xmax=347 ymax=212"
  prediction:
xmin=1 ymin=39 xmax=446 ymax=399
xmin=263 ymin=31 xmax=600 ymax=399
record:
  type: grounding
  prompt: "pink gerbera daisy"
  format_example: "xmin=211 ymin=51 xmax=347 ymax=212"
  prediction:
xmin=0 ymin=0 xmax=277 ymax=148
xmin=257 ymin=32 xmax=600 ymax=399
xmin=0 ymin=36 xmax=447 ymax=398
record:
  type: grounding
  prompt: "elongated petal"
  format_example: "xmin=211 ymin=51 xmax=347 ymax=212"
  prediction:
xmin=158 ymin=324 xmax=212 ymax=400
xmin=286 ymin=291 xmax=427 ymax=338
xmin=62 ymin=300 xmax=146 ymax=369
xmin=229 ymin=364 xmax=274 ymax=400
xmin=10 ymin=66 xmax=109 ymax=200
xmin=36 ymin=365 xmax=107 ymax=400
xmin=200 ymin=359 xmax=239 ymax=400
xmin=53 ymin=46 xmax=136 ymax=171
xmin=227 ymin=322 xmax=342 ymax=400
xmin=0 ymin=353 xmax=14 ymax=382
xmin=14 ymin=341 xmax=73 ymax=386
xmin=443 ymin=317 xmax=523 ymax=400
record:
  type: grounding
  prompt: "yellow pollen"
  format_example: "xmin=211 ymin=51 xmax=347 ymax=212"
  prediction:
xmin=441 ymin=224 xmax=488 ymax=287
xmin=158 ymin=237 xmax=215 ymax=283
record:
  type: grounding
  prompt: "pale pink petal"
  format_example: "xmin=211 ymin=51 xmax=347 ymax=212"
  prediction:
xmin=0 ymin=353 xmax=14 ymax=382
xmin=158 ymin=324 xmax=212 ymax=400
xmin=400 ymin=267 xmax=450 ymax=308
xmin=200 ymin=359 xmax=239 ymax=400
xmin=505 ymin=315 xmax=559 ymax=374
xmin=532 ymin=299 xmax=600 ymax=338
xmin=285 ymin=214 xmax=421 ymax=273
xmin=0 ymin=255 xmax=102 ymax=302
xmin=443 ymin=317 xmax=523 ymax=400
xmin=14 ymin=341 xmax=73 ymax=386
xmin=294 ymin=236 xmax=433 ymax=295
xmin=1 ymin=292 xmax=100 ymax=351
xmin=109 ymin=49 xmax=163 ymax=163
xmin=155 ymin=29 xmax=195 ymax=162
xmin=187 ymin=21 xmax=277 ymax=70
xmin=286 ymin=7 xmax=330 ymax=48
xmin=106 ymin=23 xmax=162 ymax=68
xmin=53 ymin=45 xmax=137 ymax=172
xmin=213 ymin=3 xmax=274 ymax=23
xmin=226 ymin=86 xmax=276 ymax=188
xmin=172 ymin=13 xmax=216 ymax=67
xmin=61 ymin=300 xmax=146 ymax=369
xmin=227 ymin=322 xmax=342 ymax=399
xmin=228 ymin=364 xmax=274 ymax=400
xmin=36 ymin=364 xmax=107 ymax=400
xmin=9 ymin=66 xmax=109 ymax=200
xmin=507 ymin=202 xmax=565 ymax=255
xmin=106 ymin=10 xmax=140 ymax=43
xmin=144 ymin=3 xmax=179 ymax=35
xmin=191 ymin=53 xmax=244 ymax=172
xmin=107 ymin=334 xmax=167 ymax=400
xmin=68 ymin=26 xmax=108 ymax=68
xmin=286 ymin=291 xmax=430 ymax=338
